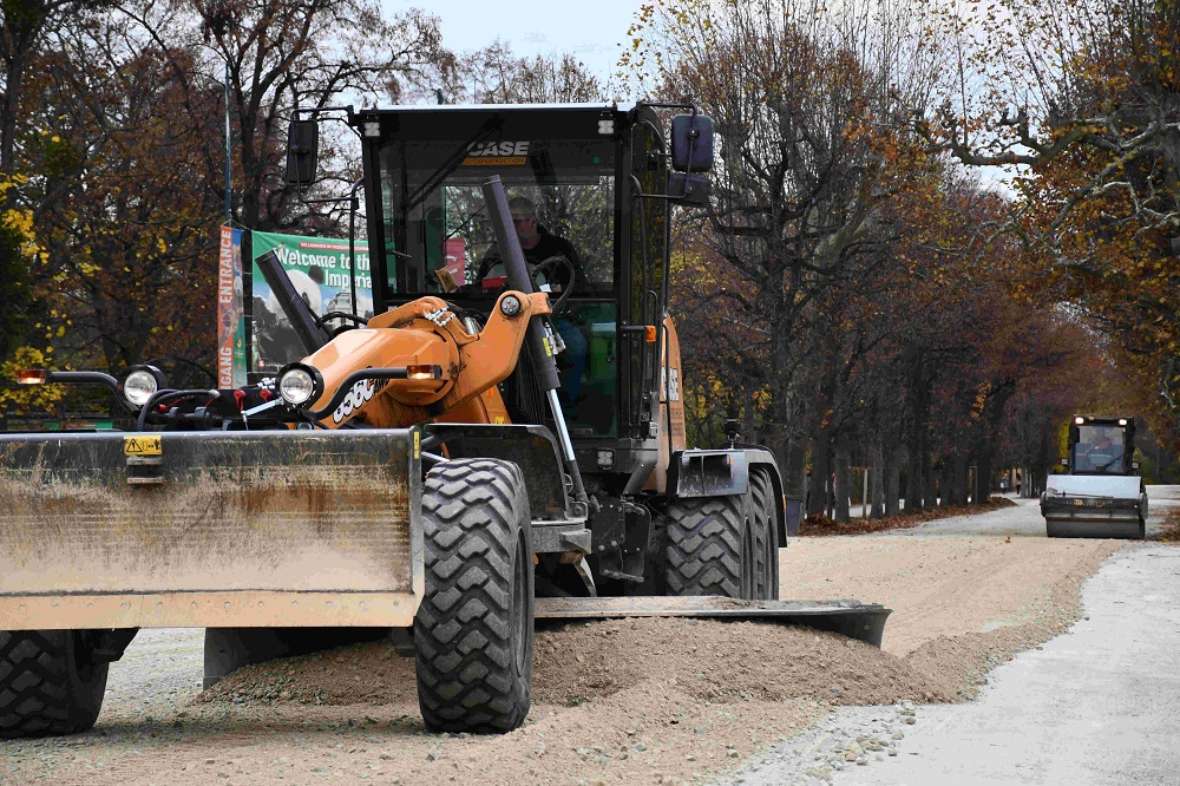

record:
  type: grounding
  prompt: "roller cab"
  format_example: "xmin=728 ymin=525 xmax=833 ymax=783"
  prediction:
xmin=1041 ymin=415 xmax=1148 ymax=539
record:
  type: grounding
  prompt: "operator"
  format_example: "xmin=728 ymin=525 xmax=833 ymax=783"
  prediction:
xmin=1088 ymin=432 xmax=1124 ymax=470
xmin=476 ymin=196 xmax=589 ymax=410
xmin=475 ymin=196 xmax=589 ymax=291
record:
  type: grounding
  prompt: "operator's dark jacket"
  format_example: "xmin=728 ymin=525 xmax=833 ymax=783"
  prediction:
xmin=476 ymin=227 xmax=590 ymax=293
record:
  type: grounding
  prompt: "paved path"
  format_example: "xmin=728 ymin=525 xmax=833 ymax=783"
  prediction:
xmin=895 ymin=484 xmax=1178 ymax=538
xmin=719 ymin=486 xmax=1180 ymax=786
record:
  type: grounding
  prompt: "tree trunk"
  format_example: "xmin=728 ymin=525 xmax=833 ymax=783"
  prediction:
xmin=885 ymin=445 xmax=902 ymax=516
xmin=974 ymin=449 xmax=993 ymax=505
xmin=870 ymin=439 xmax=885 ymax=518
xmin=905 ymin=444 xmax=925 ymax=513
xmin=937 ymin=460 xmax=954 ymax=508
xmin=834 ymin=441 xmax=851 ymax=523
xmin=807 ymin=433 xmax=832 ymax=518
xmin=786 ymin=439 xmax=807 ymax=501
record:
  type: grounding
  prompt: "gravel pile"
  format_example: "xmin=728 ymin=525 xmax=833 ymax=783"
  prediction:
xmin=200 ymin=618 xmax=955 ymax=710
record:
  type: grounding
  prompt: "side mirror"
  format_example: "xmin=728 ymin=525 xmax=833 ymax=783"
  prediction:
xmin=668 ymin=172 xmax=710 ymax=206
xmin=285 ymin=118 xmax=319 ymax=187
xmin=671 ymin=114 xmax=714 ymax=172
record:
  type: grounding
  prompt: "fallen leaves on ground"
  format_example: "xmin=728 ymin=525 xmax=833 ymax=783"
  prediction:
xmin=799 ymin=496 xmax=1018 ymax=537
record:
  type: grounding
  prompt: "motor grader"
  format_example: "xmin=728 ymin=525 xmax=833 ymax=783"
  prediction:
xmin=0 ymin=102 xmax=887 ymax=739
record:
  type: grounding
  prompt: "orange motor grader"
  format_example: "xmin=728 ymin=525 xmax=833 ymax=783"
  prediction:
xmin=0 ymin=103 xmax=887 ymax=739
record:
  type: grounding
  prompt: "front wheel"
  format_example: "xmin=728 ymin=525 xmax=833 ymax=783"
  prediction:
xmin=414 ymin=458 xmax=533 ymax=733
xmin=0 ymin=630 xmax=109 ymax=739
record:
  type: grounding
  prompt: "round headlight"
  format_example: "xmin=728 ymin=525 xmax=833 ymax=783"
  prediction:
xmin=123 ymin=369 xmax=159 ymax=408
xmin=279 ymin=368 xmax=317 ymax=406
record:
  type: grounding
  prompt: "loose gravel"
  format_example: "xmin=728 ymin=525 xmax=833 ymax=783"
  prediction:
xmin=0 ymin=529 xmax=1125 ymax=786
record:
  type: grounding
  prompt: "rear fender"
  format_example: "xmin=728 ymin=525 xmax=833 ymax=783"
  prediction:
xmin=668 ymin=447 xmax=786 ymax=545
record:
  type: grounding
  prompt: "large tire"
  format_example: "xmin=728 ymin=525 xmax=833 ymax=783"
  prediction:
xmin=664 ymin=483 xmax=775 ymax=600
xmin=0 ymin=630 xmax=108 ymax=739
xmin=749 ymin=468 xmax=781 ymax=600
xmin=414 ymin=458 xmax=533 ymax=733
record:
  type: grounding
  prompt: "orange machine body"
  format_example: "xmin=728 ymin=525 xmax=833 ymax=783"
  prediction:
xmin=302 ymin=291 xmax=550 ymax=429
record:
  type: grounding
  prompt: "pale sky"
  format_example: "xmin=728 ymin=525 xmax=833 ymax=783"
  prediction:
xmin=383 ymin=1 xmax=645 ymax=82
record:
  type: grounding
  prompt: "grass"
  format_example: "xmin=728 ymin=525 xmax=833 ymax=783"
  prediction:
xmin=798 ymin=496 xmax=1018 ymax=537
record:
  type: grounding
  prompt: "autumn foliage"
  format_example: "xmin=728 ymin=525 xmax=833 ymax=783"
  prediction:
xmin=0 ymin=0 xmax=1173 ymax=492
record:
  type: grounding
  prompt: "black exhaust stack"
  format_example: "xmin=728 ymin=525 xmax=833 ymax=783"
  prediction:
xmin=255 ymin=249 xmax=331 ymax=354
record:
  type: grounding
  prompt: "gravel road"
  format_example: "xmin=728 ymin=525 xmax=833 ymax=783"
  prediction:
xmin=717 ymin=485 xmax=1180 ymax=786
xmin=2 ymin=490 xmax=1169 ymax=786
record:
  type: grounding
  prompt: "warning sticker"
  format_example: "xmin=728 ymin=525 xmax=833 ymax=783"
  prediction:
xmin=123 ymin=435 xmax=162 ymax=456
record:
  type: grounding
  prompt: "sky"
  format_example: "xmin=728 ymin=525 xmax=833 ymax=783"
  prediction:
xmin=383 ymin=0 xmax=645 ymax=83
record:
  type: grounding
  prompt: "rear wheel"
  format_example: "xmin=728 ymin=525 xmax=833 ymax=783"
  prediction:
xmin=0 ymin=630 xmax=108 ymax=739
xmin=664 ymin=484 xmax=775 ymax=600
xmin=749 ymin=468 xmax=781 ymax=600
xmin=414 ymin=458 xmax=533 ymax=733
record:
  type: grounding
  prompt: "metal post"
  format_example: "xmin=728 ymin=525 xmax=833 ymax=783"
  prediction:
xmin=223 ymin=60 xmax=232 ymax=222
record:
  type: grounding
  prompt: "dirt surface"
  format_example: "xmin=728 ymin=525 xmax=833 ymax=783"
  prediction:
xmin=0 ymin=510 xmax=1129 ymax=786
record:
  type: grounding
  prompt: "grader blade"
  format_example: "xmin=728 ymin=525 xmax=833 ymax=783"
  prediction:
xmin=0 ymin=429 xmax=422 ymax=631
xmin=535 ymin=596 xmax=891 ymax=647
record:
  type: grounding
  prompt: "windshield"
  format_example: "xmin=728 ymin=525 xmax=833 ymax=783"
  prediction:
xmin=1073 ymin=424 xmax=1127 ymax=472
xmin=378 ymin=137 xmax=615 ymax=297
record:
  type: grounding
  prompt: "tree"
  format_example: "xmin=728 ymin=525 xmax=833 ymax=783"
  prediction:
xmin=628 ymin=0 xmax=948 ymax=497
xmin=0 ymin=0 xmax=100 ymax=173
xmin=926 ymin=0 xmax=1180 ymax=447
xmin=19 ymin=14 xmax=223 ymax=378
xmin=114 ymin=0 xmax=452 ymax=231
xmin=456 ymin=41 xmax=603 ymax=104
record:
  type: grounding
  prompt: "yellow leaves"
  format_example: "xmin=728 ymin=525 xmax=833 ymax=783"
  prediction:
xmin=0 ymin=346 xmax=65 ymax=411
xmin=970 ymin=381 xmax=992 ymax=420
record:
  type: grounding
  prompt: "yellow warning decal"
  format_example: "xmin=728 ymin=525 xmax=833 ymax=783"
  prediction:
xmin=413 ymin=431 xmax=421 ymax=459
xmin=123 ymin=435 xmax=162 ymax=456
xmin=542 ymin=336 xmax=553 ymax=356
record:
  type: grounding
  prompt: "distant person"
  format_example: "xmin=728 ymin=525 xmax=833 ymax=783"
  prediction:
xmin=1015 ymin=470 xmax=1022 ymax=496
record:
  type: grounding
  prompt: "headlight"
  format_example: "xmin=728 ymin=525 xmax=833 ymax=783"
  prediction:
xmin=279 ymin=367 xmax=317 ymax=406
xmin=123 ymin=369 xmax=159 ymax=408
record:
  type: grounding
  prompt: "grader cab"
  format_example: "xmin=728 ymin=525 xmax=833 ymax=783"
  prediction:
xmin=0 ymin=103 xmax=888 ymax=739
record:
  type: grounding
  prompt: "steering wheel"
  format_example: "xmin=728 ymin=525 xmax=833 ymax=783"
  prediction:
xmin=315 ymin=310 xmax=368 ymax=337
xmin=531 ymin=255 xmax=576 ymax=314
